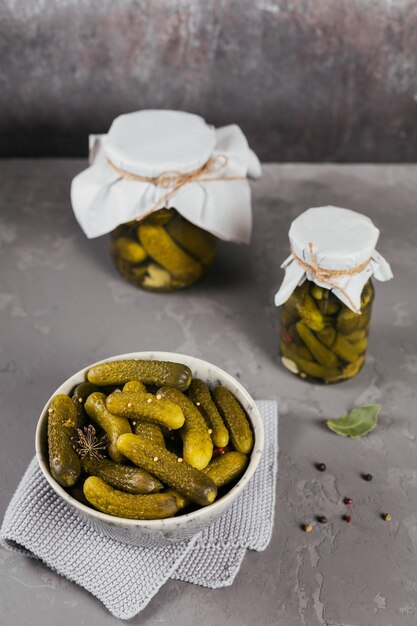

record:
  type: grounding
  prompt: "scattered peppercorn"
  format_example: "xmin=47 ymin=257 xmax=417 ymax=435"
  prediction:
xmin=363 ymin=473 xmax=373 ymax=482
xmin=382 ymin=513 xmax=392 ymax=522
xmin=344 ymin=497 xmax=353 ymax=506
xmin=317 ymin=516 xmax=328 ymax=524
xmin=302 ymin=522 xmax=313 ymax=533
xmin=343 ymin=514 xmax=352 ymax=523
xmin=316 ymin=463 xmax=326 ymax=472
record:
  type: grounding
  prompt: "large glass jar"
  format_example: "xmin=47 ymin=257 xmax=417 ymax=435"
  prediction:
xmin=279 ymin=279 xmax=374 ymax=383
xmin=110 ymin=208 xmax=217 ymax=292
xmin=71 ymin=110 xmax=261 ymax=284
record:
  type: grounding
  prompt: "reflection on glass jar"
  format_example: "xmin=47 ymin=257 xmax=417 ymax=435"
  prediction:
xmin=110 ymin=208 xmax=217 ymax=292
xmin=279 ymin=279 xmax=374 ymax=383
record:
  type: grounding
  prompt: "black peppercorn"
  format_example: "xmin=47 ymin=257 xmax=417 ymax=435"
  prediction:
xmin=316 ymin=463 xmax=326 ymax=472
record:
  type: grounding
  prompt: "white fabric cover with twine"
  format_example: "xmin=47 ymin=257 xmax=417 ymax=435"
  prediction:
xmin=274 ymin=206 xmax=393 ymax=313
xmin=71 ymin=110 xmax=262 ymax=242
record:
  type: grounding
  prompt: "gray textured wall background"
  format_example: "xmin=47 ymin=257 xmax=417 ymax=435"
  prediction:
xmin=1 ymin=0 xmax=417 ymax=161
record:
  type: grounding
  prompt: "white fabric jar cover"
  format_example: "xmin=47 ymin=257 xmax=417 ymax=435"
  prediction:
xmin=71 ymin=110 xmax=262 ymax=243
xmin=274 ymin=206 xmax=393 ymax=313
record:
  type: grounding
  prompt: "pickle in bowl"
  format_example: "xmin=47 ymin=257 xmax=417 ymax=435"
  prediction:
xmin=42 ymin=356 xmax=258 ymax=523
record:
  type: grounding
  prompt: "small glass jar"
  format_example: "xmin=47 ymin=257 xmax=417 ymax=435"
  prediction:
xmin=274 ymin=205 xmax=393 ymax=384
xmin=279 ymin=278 xmax=374 ymax=383
xmin=110 ymin=208 xmax=217 ymax=292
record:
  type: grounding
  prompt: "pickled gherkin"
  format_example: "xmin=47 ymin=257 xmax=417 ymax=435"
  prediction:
xmin=279 ymin=279 xmax=374 ymax=383
xmin=82 ymin=457 xmax=163 ymax=494
xmin=123 ymin=380 xmax=147 ymax=394
xmin=204 ymin=451 xmax=248 ymax=488
xmin=166 ymin=215 xmax=216 ymax=268
xmin=88 ymin=359 xmax=192 ymax=391
xmin=287 ymin=285 xmax=325 ymax=332
xmin=212 ymin=386 xmax=254 ymax=455
xmin=157 ymin=386 xmax=213 ymax=470
xmin=109 ymin=208 xmax=216 ymax=292
xmin=131 ymin=421 xmax=166 ymax=448
xmin=188 ymin=379 xmax=229 ymax=448
xmin=71 ymin=382 xmax=97 ymax=426
xmin=116 ymin=434 xmax=217 ymax=506
xmin=83 ymin=476 xmax=178 ymax=520
xmin=165 ymin=451 xmax=248 ymax=511
xmin=138 ymin=223 xmax=203 ymax=284
xmin=84 ymin=392 xmax=131 ymax=462
xmin=106 ymin=390 xmax=185 ymax=430
xmin=48 ymin=394 xmax=82 ymax=488
xmin=295 ymin=322 xmax=340 ymax=368
xmin=114 ymin=237 xmax=147 ymax=264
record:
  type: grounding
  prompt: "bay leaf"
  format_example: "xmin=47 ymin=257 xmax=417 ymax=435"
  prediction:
xmin=326 ymin=404 xmax=381 ymax=438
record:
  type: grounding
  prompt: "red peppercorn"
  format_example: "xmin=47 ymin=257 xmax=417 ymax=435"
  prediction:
xmin=343 ymin=497 xmax=353 ymax=505
xmin=344 ymin=514 xmax=352 ymax=523
xmin=212 ymin=447 xmax=227 ymax=459
xmin=283 ymin=331 xmax=293 ymax=345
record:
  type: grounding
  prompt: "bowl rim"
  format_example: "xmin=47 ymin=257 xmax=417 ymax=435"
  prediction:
xmin=35 ymin=351 xmax=264 ymax=530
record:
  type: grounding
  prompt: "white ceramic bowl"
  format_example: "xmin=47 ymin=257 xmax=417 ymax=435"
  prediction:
xmin=36 ymin=352 xmax=264 ymax=547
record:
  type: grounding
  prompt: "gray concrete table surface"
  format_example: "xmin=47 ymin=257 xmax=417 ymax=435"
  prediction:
xmin=0 ymin=161 xmax=416 ymax=626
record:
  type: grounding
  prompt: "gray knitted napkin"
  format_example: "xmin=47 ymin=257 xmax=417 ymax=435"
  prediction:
xmin=0 ymin=400 xmax=277 ymax=620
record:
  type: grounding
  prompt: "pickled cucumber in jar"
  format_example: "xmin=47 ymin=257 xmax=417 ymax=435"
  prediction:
xmin=279 ymin=279 xmax=374 ymax=384
xmin=109 ymin=208 xmax=216 ymax=292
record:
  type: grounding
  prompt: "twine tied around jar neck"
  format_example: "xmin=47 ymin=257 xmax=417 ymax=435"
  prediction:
xmin=291 ymin=242 xmax=371 ymax=314
xmin=106 ymin=153 xmax=245 ymax=216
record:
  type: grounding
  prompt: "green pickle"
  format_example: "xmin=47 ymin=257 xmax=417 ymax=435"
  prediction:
xmin=88 ymin=359 xmax=192 ymax=391
xmin=188 ymin=379 xmax=230 ymax=448
xmin=116 ymin=434 xmax=217 ymax=506
xmin=83 ymin=476 xmax=178 ymax=520
xmin=71 ymin=382 xmax=98 ymax=425
xmin=114 ymin=237 xmax=147 ymax=264
xmin=166 ymin=451 xmax=248 ymax=512
xmin=84 ymin=392 xmax=132 ymax=462
xmin=131 ymin=420 xmax=166 ymax=448
xmin=212 ymin=386 xmax=254 ymax=455
xmin=279 ymin=279 xmax=374 ymax=383
xmin=106 ymin=390 xmax=185 ymax=430
xmin=109 ymin=208 xmax=216 ymax=292
xmin=82 ymin=457 xmax=163 ymax=494
xmin=204 ymin=451 xmax=248 ymax=488
xmin=123 ymin=380 xmax=147 ymax=393
xmin=166 ymin=215 xmax=217 ymax=268
xmin=157 ymin=386 xmax=213 ymax=470
xmin=48 ymin=394 xmax=82 ymax=487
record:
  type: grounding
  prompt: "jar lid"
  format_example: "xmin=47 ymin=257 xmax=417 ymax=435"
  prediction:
xmin=71 ymin=110 xmax=261 ymax=242
xmin=275 ymin=205 xmax=393 ymax=313
xmin=290 ymin=206 xmax=378 ymax=264
xmin=104 ymin=110 xmax=217 ymax=177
